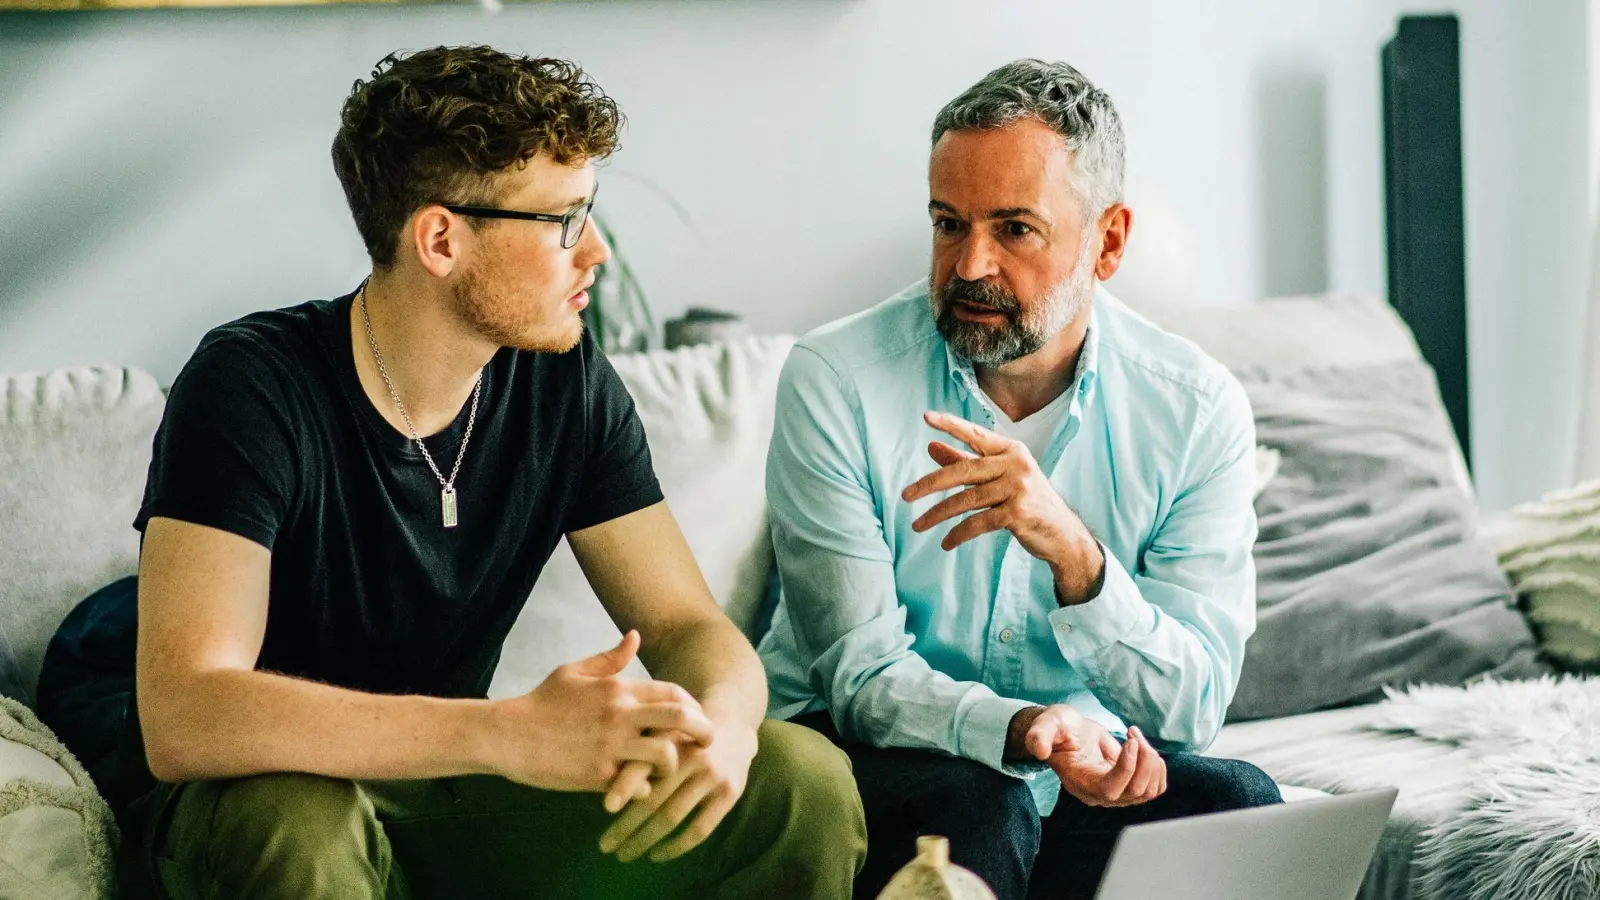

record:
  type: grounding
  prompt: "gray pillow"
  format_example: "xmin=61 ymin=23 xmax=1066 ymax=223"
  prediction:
xmin=1226 ymin=360 xmax=1550 ymax=721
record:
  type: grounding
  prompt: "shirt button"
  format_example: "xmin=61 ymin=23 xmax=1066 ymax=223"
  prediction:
xmin=999 ymin=628 xmax=1015 ymax=643
xmin=1087 ymin=680 xmax=1099 ymax=689
xmin=1055 ymin=622 xmax=1072 ymax=634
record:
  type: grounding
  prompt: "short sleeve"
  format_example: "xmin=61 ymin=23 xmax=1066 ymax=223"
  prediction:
xmin=135 ymin=333 xmax=300 ymax=550
xmin=562 ymin=335 xmax=663 ymax=533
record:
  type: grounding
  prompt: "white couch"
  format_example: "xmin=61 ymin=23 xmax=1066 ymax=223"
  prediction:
xmin=0 ymin=298 xmax=1486 ymax=899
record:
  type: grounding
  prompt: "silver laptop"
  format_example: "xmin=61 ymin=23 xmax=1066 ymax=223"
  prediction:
xmin=1093 ymin=787 xmax=1398 ymax=900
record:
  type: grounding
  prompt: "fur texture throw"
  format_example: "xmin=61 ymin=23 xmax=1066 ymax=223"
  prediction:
xmin=1376 ymin=677 xmax=1600 ymax=899
xmin=0 ymin=696 xmax=118 ymax=899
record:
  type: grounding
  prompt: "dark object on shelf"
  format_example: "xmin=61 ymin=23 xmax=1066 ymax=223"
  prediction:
xmin=664 ymin=308 xmax=747 ymax=349
xmin=1383 ymin=13 xmax=1470 ymax=469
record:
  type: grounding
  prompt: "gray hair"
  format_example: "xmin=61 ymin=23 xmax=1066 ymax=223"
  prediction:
xmin=931 ymin=59 xmax=1126 ymax=222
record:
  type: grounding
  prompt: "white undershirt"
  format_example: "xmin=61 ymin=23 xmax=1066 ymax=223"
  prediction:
xmin=978 ymin=383 xmax=1074 ymax=462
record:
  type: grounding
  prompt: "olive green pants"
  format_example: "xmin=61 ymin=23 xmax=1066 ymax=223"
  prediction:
xmin=116 ymin=720 xmax=865 ymax=900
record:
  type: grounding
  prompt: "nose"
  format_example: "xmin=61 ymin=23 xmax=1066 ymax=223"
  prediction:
xmin=953 ymin=230 xmax=998 ymax=283
xmin=577 ymin=214 xmax=612 ymax=268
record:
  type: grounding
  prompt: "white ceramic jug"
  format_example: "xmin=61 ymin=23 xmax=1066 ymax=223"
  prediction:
xmin=874 ymin=836 xmax=997 ymax=900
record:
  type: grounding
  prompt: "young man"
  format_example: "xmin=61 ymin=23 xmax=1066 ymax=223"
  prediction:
xmin=758 ymin=60 xmax=1282 ymax=900
xmin=107 ymin=46 xmax=862 ymax=899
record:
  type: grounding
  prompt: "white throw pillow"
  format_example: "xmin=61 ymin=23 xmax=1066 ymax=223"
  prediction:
xmin=489 ymin=336 xmax=796 ymax=697
xmin=0 ymin=367 xmax=164 ymax=705
xmin=0 ymin=697 xmax=117 ymax=900
xmin=1480 ymin=479 xmax=1600 ymax=666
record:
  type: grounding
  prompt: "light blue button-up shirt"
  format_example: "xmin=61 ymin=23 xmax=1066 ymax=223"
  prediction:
xmin=757 ymin=280 xmax=1258 ymax=814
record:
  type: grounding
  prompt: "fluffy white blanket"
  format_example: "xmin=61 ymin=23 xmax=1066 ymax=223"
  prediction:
xmin=1376 ymin=677 xmax=1600 ymax=900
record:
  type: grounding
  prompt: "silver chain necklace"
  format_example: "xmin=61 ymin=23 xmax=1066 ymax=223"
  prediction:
xmin=358 ymin=285 xmax=482 ymax=528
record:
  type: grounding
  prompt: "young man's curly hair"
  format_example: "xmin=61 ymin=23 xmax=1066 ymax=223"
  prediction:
xmin=332 ymin=45 xmax=623 ymax=267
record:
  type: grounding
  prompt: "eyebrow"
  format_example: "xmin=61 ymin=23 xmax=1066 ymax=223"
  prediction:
xmin=928 ymin=200 xmax=1046 ymax=222
xmin=506 ymin=188 xmax=593 ymax=215
xmin=550 ymin=191 xmax=594 ymax=213
xmin=991 ymin=206 xmax=1042 ymax=221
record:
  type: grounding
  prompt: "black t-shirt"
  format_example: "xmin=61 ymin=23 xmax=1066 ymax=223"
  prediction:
xmin=135 ymin=290 xmax=662 ymax=700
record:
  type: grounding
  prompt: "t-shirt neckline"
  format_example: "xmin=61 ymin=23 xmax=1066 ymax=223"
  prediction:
xmin=329 ymin=290 xmax=486 ymax=461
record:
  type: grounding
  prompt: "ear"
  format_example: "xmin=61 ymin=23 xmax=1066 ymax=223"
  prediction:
xmin=406 ymin=205 xmax=465 ymax=279
xmin=1092 ymin=204 xmax=1133 ymax=282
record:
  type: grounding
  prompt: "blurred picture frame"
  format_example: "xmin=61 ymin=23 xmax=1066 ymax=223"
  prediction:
xmin=3 ymin=0 xmax=537 ymax=9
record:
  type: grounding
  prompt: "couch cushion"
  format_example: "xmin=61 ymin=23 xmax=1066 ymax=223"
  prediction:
xmin=1145 ymin=294 xmax=1473 ymax=498
xmin=0 ymin=368 xmax=163 ymax=707
xmin=1479 ymin=481 xmax=1600 ymax=668
xmin=1141 ymin=293 xmax=1424 ymax=373
xmin=489 ymin=336 xmax=796 ymax=697
xmin=1224 ymin=361 xmax=1547 ymax=721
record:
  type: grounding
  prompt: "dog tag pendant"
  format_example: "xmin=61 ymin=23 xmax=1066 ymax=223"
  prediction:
xmin=442 ymin=488 xmax=459 ymax=528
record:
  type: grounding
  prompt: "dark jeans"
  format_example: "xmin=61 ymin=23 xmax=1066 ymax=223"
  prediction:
xmin=792 ymin=712 xmax=1282 ymax=900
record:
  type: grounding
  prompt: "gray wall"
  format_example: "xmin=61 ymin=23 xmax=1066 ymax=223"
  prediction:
xmin=0 ymin=0 xmax=1590 ymax=512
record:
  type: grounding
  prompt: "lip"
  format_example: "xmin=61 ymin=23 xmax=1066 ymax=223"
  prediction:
xmin=951 ymin=300 xmax=1007 ymax=323
xmin=569 ymin=279 xmax=595 ymax=310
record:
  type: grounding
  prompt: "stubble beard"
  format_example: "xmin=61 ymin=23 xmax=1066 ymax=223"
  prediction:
xmin=450 ymin=260 xmax=585 ymax=354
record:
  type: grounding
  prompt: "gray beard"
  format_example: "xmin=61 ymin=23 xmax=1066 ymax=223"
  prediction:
xmin=932 ymin=232 xmax=1097 ymax=366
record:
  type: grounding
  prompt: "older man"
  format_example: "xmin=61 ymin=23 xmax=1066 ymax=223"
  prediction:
xmin=758 ymin=60 xmax=1281 ymax=900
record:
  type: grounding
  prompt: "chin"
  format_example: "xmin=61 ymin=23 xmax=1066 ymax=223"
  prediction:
xmin=549 ymin=321 xmax=585 ymax=354
xmin=510 ymin=318 xmax=584 ymax=354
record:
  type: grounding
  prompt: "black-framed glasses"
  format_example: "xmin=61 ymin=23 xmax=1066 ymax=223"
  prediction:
xmin=442 ymin=187 xmax=597 ymax=249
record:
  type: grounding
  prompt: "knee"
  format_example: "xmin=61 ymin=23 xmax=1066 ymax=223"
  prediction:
xmin=908 ymin=757 xmax=1038 ymax=851
xmin=860 ymin=752 xmax=1038 ymax=900
xmin=745 ymin=720 xmax=867 ymax=866
xmin=1180 ymin=758 xmax=1284 ymax=813
xmin=207 ymin=772 xmax=380 ymax=859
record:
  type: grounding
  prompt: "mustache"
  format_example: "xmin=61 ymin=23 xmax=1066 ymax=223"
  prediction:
xmin=938 ymin=278 xmax=1021 ymax=315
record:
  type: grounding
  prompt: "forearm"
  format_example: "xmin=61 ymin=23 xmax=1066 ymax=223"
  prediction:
xmin=646 ymin=619 xmax=766 ymax=731
xmin=793 ymin=606 xmax=1029 ymax=773
xmin=140 ymin=667 xmax=499 ymax=783
xmin=1048 ymin=554 xmax=1239 ymax=749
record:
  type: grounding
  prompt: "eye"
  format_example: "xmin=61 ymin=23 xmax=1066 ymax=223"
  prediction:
xmin=1002 ymin=220 xmax=1034 ymax=238
xmin=933 ymin=217 xmax=966 ymax=235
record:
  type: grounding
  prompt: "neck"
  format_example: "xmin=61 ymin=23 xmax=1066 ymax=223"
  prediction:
xmin=352 ymin=268 xmax=497 ymax=438
xmin=974 ymin=307 xmax=1091 ymax=422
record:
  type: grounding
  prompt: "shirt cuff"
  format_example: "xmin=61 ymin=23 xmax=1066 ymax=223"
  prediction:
xmin=1047 ymin=544 xmax=1151 ymax=660
xmin=957 ymin=693 xmax=1041 ymax=774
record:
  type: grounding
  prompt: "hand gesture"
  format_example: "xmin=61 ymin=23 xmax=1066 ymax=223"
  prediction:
xmin=597 ymin=720 xmax=758 ymax=863
xmin=903 ymin=411 xmax=1104 ymax=602
xmin=489 ymin=631 xmax=714 ymax=793
xmin=1018 ymin=705 xmax=1166 ymax=808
